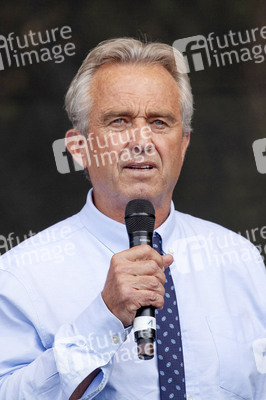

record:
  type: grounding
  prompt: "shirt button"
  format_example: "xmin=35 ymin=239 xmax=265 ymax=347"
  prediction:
xmin=98 ymin=383 xmax=103 ymax=390
xmin=77 ymin=339 xmax=86 ymax=347
xmin=168 ymin=248 xmax=175 ymax=254
xmin=112 ymin=335 xmax=120 ymax=344
xmin=187 ymin=396 xmax=194 ymax=400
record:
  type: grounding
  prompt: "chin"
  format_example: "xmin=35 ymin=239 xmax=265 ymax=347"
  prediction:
xmin=124 ymin=189 xmax=157 ymax=203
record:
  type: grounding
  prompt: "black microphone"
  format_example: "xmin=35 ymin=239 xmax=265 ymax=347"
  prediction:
xmin=125 ymin=199 xmax=156 ymax=360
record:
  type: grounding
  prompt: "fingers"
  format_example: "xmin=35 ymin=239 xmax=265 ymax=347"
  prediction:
xmin=130 ymin=289 xmax=165 ymax=311
xmin=102 ymin=245 xmax=174 ymax=327
xmin=162 ymin=254 xmax=174 ymax=269
xmin=115 ymin=245 xmax=173 ymax=272
xmin=131 ymin=273 xmax=165 ymax=293
xmin=119 ymin=244 xmax=163 ymax=264
xmin=123 ymin=259 xmax=166 ymax=284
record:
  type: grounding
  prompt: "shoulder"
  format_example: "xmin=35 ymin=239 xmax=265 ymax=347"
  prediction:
xmin=174 ymin=209 xmax=239 ymax=238
xmin=0 ymin=212 xmax=84 ymax=273
xmin=175 ymin=210 xmax=230 ymax=232
xmin=170 ymin=210 xmax=266 ymax=294
xmin=173 ymin=210 xmax=262 ymax=263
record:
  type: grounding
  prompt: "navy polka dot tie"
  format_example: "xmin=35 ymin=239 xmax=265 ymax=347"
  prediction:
xmin=153 ymin=232 xmax=186 ymax=400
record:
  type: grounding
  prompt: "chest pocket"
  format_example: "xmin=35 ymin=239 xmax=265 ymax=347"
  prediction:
xmin=207 ymin=313 xmax=266 ymax=400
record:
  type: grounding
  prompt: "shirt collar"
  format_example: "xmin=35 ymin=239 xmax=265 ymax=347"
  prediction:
xmin=79 ymin=188 xmax=176 ymax=254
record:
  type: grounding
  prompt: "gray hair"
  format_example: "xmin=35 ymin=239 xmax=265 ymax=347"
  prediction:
xmin=65 ymin=37 xmax=193 ymax=135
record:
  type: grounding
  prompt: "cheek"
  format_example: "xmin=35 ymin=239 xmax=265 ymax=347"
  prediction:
xmin=159 ymin=139 xmax=180 ymax=162
xmin=88 ymin=137 xmax=122 ymax=171
xmin=164 ymin=143 xmax=185 ymax=176
xmin=97 ymin=132 xmax=125 ymax=155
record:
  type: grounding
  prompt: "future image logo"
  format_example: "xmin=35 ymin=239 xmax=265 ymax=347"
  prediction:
xmin=253 ymin=138 xmax=266 ymax=174
xmin=52 ymin=127 xmax=156 ymax=174
xmin=0 ymin=26 xmax=75 ymax=70
xmin=53 ymin=136 xmax=86 ymax=174
xmin=0 ymin=35 xmax=12 ymax=70
xmin=173 ymin=25 xmax=266 ymax=73
xmin=172 ymin=35 xmax=211 ymax=72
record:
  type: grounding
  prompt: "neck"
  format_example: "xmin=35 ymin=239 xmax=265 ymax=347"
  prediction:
xmin=92 ymin=191 xmax=171 ymax=229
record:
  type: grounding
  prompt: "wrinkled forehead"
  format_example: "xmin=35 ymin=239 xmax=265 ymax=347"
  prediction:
xmin=91 ymin=61 xmax=179 ymax=89
xmin=89 ymin=62 xmax=181 ymax=117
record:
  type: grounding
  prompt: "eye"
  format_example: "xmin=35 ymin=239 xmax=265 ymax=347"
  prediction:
xmin=109 ymin=118 xmax=130 ymax=130
xmin=154 ymin=120 xmax=164 ymax=126
xmin=109 ymin=118 xmax=133 ymax=133
xmin=112 ymin=118 xmax=126 ymax=125
xmin=151 ymin=119 xmax=168 ymax=130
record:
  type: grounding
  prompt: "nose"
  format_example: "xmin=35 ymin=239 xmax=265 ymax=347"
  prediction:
xmin=127 ymin=118 xmax=153 ymax=153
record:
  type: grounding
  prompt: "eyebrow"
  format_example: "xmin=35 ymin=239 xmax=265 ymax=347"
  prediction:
xmin=147 ymin=112 xmax=178 ymax=124
xmin=102 ymin=111 xmax=134 ymax=124
xmin=102 ymin=110 xmax=179 ymax=124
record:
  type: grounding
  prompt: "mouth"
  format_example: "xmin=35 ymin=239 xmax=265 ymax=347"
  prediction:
xmin=124 ymin=163 xmax=156 ymax=170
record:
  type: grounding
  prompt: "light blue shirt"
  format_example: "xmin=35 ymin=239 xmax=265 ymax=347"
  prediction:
xmin=0 ymin=189 xmax=266 ymax=400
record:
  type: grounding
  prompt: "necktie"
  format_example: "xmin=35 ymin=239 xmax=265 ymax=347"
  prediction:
xmin=153 ymin=232 xmax=186 ymax=400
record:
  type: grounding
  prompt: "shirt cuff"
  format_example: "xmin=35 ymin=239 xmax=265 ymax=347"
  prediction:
xmin=53 ymin=293 xmax=129 ymax=398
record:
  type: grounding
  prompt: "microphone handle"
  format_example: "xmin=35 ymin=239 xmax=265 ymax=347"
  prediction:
xmin=129 ymin=231 xmax=156 ymax=360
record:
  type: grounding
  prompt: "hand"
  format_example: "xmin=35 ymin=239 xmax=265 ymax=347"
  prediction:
xmin=101 ymin=245 xmax=173 ymax=327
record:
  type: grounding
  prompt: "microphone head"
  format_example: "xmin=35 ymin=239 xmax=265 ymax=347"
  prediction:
xmin=125 ymin=199 xmax=155 ymax=234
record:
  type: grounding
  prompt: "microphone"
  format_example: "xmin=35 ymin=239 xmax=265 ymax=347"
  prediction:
xmin=125 ymin=199 xmax=156 ymax=360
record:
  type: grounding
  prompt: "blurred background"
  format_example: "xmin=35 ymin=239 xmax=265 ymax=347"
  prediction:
xmin=0 ymin=0 xmax=265 ymax=258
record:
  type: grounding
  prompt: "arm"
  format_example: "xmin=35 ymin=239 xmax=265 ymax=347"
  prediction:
xmin=55 ymin=245 xmax=172 ymax=398
xmin=0 ymin=246 xmax=172 ymax=399
xmin=0 ymin=270 xmax=125 ymax=400
xmin=0 ymin=269 xmax=63 ymax=399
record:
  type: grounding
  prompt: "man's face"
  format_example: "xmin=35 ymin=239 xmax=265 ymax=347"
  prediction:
xmin=84 ymin=63 xmax=190 ymax=215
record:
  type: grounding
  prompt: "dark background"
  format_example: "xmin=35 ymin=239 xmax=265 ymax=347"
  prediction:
xmin=0 ymin=0 xmax=265 ymax=257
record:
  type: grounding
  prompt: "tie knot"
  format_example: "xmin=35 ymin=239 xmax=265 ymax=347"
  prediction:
xmin=153 ymin=232 xmax=163 ymax=255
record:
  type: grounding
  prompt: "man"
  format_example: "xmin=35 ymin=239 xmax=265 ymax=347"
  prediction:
xmin=0 ymin=38 xmax=266 ymax=400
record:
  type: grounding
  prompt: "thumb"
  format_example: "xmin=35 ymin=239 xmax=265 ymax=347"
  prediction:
xmin=162 ymin=254 xmax=174 ymax=269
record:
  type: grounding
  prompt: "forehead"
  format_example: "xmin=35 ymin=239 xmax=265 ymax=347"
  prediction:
xmin=90 ymin=63 xmax=180 ymax=114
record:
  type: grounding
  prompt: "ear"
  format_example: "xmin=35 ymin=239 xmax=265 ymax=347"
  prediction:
xmin=65 ymin=129 xmax=90 ymax=169
xmin=181 ymin=131 xmax=191 ymax=162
